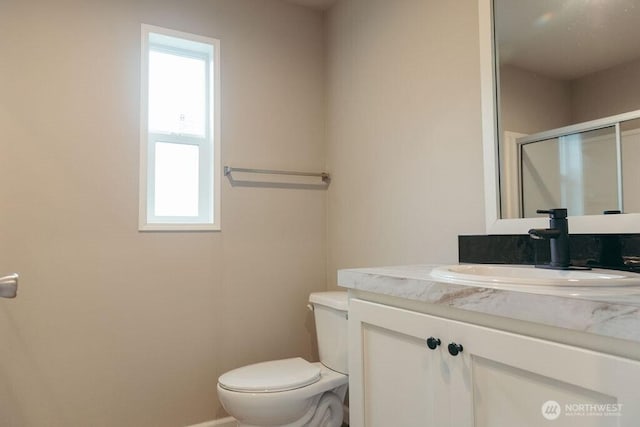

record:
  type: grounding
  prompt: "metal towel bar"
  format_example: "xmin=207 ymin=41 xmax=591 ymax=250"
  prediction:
xmin=0 ymin=273 xmax=19 ymax=299
xmin=224 ymin=166 xmax=330 ymax=184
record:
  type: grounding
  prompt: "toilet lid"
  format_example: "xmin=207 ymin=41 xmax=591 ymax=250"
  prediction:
xmin=218 ymin=357 xmax=321 ymax=393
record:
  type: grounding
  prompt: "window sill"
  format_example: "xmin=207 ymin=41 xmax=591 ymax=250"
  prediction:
xmin=138 ymin=223 xmax=221 ymax=232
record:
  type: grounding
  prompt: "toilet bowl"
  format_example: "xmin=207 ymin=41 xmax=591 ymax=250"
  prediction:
xmin=218 ymin=359 xmax=347 ymax=427
xmin=217 ymin=292 xmax=349 ymax=427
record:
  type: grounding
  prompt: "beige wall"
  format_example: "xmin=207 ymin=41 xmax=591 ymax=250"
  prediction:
xmin=0 ymin=0 xmax=550 ymax=424
xmin=325 ymin=0 xmax=486 ymax=288
xmin=0 ymin=0 xmax=326 ymax=426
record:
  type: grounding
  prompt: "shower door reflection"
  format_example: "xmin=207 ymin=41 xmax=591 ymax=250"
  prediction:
xmin=520 ymin=126 xmax=620 ymax=217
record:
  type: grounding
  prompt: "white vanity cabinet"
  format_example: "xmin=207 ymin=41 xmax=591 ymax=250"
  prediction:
xmin=348 ymin=298 xmax=640 ymax=427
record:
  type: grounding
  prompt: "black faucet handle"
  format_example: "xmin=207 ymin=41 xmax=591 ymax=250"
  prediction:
xmin=536 ymin=208 xmax=567 ymax=219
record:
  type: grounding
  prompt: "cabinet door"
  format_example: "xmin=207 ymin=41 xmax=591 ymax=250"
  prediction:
xmin=447 ymin=318 xmax=640 ymax=427
xmin=348 ymin=299 xmax=454 ymax=427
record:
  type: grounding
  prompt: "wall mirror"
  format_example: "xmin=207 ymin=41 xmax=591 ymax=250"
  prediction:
xmin=479 ymin=0 xmax=640 ymax=233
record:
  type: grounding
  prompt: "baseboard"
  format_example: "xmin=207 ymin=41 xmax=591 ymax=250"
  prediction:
xmin=184 ymin=405 xmax=347 ymax=427
xmin=185 ymin=416 xmax=236 ymax=427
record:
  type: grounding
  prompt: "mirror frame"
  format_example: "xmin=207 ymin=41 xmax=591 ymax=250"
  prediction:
xmin=479 ymin=0 xmax=640 ymax=234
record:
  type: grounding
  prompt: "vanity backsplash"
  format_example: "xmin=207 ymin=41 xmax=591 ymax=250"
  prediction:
xmin=459 ymin=234 xmax=640 ymax=272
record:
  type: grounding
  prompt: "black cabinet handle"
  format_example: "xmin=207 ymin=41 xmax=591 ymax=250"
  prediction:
xmin=448 ymin=342 xmax=463 ymax=356
xmin=426 ymin=337 xmax=441 ymax=350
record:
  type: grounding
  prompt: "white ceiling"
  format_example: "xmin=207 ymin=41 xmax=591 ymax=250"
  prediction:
xmin=496 ymin=0 xmax=640 ymax=80
xmin=285 ymin=0 xmax=339 ymax=10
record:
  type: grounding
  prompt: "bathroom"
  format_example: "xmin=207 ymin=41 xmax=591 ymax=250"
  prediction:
xmin=2 ymin=0 xmax=639 ymax=426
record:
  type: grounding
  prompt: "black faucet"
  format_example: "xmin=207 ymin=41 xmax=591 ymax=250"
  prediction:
xmin=528 ymin=208 xmax=570 ymax=269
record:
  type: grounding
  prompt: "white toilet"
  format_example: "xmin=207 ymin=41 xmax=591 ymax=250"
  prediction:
xmin=217 ymin=292 xmax=349 ymax=427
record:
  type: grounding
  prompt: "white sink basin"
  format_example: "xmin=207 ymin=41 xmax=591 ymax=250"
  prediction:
xmin=430 ymin=265 xmax=640 ymax=296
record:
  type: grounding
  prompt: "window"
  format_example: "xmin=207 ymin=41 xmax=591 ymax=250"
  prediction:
xmin=140 ymin=25 xmax=220 ymax=230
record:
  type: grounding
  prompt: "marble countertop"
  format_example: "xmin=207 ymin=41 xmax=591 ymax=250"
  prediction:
xmin=338 ymin=264 xmax=640 ymax=345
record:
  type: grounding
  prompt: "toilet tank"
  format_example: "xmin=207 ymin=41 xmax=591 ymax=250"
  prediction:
xmin=309 ymin=292 xmax=348 ymax=374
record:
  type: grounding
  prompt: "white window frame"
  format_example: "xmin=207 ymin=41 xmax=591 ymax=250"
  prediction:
xmin=139 ymin=24 xmax=221 ymax=231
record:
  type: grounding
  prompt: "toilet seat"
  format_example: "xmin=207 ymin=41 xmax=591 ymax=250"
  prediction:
xmin=218 ymin=357 xmax=321 ymax=393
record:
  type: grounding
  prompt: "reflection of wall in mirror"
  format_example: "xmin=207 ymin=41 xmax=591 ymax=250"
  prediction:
xmin=500 ymin=58 xmax=640 ymax=134
xmin=572 ymin=57 xmax=640 ymax=123
xmin=499 ymin=65 xmax=571 ymax=134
